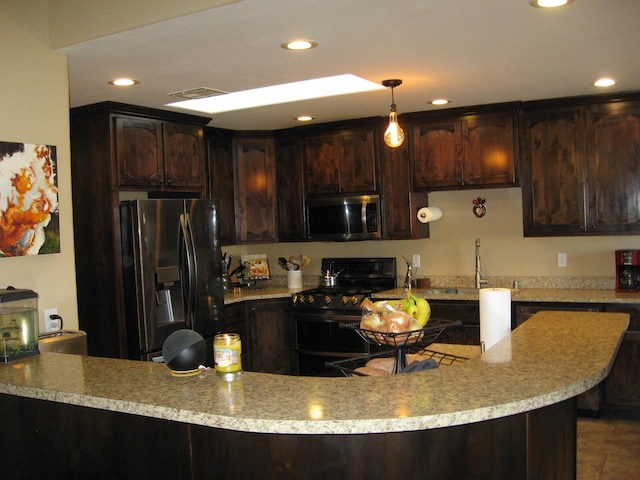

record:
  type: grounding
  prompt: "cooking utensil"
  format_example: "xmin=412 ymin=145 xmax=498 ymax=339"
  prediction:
xmin=299 ymin=255 xmax=311 ymax=270
xmin=278 ymin=257 xmax=289 ymax=270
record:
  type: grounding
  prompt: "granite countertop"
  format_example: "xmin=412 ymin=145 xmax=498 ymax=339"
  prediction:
xmin=0 ymin=311 xmax=628 ymax=435
xmin=375 ymin=287 xmax=640 ymax=304
xmin=224 ymin=286 xmax=295 ymax=304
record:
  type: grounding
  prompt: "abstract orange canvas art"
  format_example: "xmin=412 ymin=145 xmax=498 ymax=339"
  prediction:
xmin=0 ymin=141 xmax=60 ymax=256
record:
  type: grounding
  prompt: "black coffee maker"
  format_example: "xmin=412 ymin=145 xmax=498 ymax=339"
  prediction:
xmin=615 ymin=250 xmax=640 ymax=292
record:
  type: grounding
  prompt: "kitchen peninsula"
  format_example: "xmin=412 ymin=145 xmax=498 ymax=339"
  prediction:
xmin=0 ymin=311 xmax=628 ymax=479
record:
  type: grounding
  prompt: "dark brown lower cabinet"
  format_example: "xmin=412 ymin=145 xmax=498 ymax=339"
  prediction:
xmin=429 ymin=300 xmax=480 ymax=345
xmin=0 ymin=393 xmax=576 ymax=480
xmin=222 ymin=298 xmax=294 ymax=375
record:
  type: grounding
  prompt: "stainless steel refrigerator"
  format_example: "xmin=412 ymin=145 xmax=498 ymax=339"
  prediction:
xmin=120 ymin=199 xmax=225 ymax=363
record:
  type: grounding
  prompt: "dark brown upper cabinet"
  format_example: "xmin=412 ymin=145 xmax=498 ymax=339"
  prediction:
xmin=275 ymin=135 xmax=306 ymax=241
xmin=304 ymin=127 xmax=377 ymax=194
xmin=233 ymin=135 xmax=278 ymax=243
xmin=379 ymin=136 xmax=430 ymax=240
xmin=115 ymin=115 xmax=205 ymax=189
xmin=521 ymin=94 xmax=640 ymax=236
xmin=205 ymin=127 xmax=236 ymax=245
xmin=411 ymin=109 xmax=518 ymax=190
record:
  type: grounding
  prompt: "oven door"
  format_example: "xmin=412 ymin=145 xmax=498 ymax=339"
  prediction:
xmin=294 ymin=311 xmax=371 ymax=376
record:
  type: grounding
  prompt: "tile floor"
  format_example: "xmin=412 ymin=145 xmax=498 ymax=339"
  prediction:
xmin=577 ymin=414 xmax=640 ymax=480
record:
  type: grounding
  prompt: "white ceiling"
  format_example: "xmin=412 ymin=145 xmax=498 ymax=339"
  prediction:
xmin=62 ymin=0 xmax=640 ymax=131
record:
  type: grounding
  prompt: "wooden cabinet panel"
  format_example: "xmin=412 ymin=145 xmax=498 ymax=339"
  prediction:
xmin=602 ymin=304 xmax=640 ymax=410
xmin=205 ymin=129 xmax=236 ymax=245
xmin=275 ymin=136 xmax=306 ymax=241
xmin=463 ymin=113 xmax=516 ymax=186
xmin=413 ymin=120 xmax=460 ymax=189
xmin=234 ymin=137 xmax=277 ymax=243
xmin=521 ymin=95 xmax=640 ymax=236
xmin=247 ymin=299 xmax=293 ymax=375
xmin=339 ymin=129 xmax=377 ymax=192
xmin=304 ymin=134 xmax=340 ymax=194
xmin=412 ymin=111 xmax=517 ymax=190
xmin=164 ymin=122 xmax=205 ymax=188
xmin=521 ymin=106 xmax=588 ymax=235
xmin=115 ymin=116 xmax=164 ymax=186
xmin=588 ymin=102 xmax=640 ymax=232
xmin=304 ymin=128 xmax=377 ymax=194
xmin=380 ymin=139 xmax=430 ymax=239
xmin=428 ymin=300 xmax=479 ymax=345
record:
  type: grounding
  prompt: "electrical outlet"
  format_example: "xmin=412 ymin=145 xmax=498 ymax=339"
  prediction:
xmin=44 ymin=308 xmax=59 ymax=332
xmin=557 ymin=252 xmax=567 ymax=268
xmin=412 ymin=254 xmax=421 ymax=268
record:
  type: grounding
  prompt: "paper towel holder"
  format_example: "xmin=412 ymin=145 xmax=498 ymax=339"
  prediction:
xmin=417 ymin=206 xmax=443 ymax=224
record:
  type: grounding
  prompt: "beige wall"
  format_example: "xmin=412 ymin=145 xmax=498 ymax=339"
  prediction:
xmin=240 ymin=187 xmax=640 ymax=282
xmin=0 ymin=0 xmax=78 ymax=331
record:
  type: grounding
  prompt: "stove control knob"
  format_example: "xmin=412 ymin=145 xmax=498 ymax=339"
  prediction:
xmin=307 ymin=295 xmax=316 ymax=304
xmin=351 ymin=296 xmax=360 ymax=306
xmin=341 ymin=296 xmax=349 ymax=305
xmin=297 ymin=295 xmax=305 ymax=304
xmin=323 ymin=295 xmax=332 ymax=304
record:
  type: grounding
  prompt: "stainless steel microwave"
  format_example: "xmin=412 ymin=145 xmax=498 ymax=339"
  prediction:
xmin=305 ymin=195 xmax=381 ymax=241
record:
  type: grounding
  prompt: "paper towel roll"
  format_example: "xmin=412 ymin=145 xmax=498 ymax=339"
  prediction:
xmin=417 ymin=207 xmax=443 ymax=223
xmin=479 ymin=288 xmax=511 ymax=352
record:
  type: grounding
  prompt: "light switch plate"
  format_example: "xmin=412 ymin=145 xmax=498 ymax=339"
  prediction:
xmin=412 ymin=254 xmax=421 ymax=268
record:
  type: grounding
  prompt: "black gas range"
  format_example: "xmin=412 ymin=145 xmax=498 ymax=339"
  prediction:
xmin=291 ymin=257 xmax=397 ymax=376
xmin=291 ymin=257 xmax=397 ymax=310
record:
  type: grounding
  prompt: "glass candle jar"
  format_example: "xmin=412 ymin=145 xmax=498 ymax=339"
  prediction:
xmin=213 ymin=333 xmax=242 ymax=374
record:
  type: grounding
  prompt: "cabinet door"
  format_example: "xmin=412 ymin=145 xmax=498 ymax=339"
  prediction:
xmin=339 ymin=129 xmax=377 ymax=192
xmin=163 ymin=122 xmax=205 ymax=188
xmin=520 ymin=106 xmax=588 ymax=236
xmin=462 ymin=112 xmax=516 ymax=186
xmin=304 ymin=134 xmax=340 ymax=194
xmin=206 ymin=131 xmax=236 ymax=245
xmin=114 ymin=116 xmax=164 ymax=186
xmin=248 ymin=299 xmax=293 ymax=375
xmin=588 ymin=101 xmax=640 ymax=233
xmin=428 ymin=301 xmax=480 ymax=345
xmin=412 ymin=120 xmax=461 ymax=189
xmin=275 ymin=136 xmax=306 ymax=241
xmin=223 ymin=303 xmax=249 ymax=369
xmin=602 ymin=304 xmax=640 ymax=409
xmin=234 ymin=137 xmax=277 ymax=243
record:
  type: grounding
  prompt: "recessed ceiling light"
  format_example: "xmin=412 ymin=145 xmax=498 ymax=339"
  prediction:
xmin=594 ymin=78 xmax=616 ymax=87
xmin=108 ymin=78 xmax=139 ymax=87
xmin=430 ymin=99 xmax=450 ymax=106
xmin=281 ymin=40 xmax=318 ymax=51
xmin=297 ymin=115 xmax=314 ymax=122
xmin=529 ymin=0 xmax=573 ymax=7
xmin=166 ymin=74 xmax=384 ymax=115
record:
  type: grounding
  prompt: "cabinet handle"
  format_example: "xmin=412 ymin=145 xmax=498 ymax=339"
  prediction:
xmin=149 ymin=172 xmax=163 ymax=184
xmin=165 ymin=174 xmax=178 ymax=184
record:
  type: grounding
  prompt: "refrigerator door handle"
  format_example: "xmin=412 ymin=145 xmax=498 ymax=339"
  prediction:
xmin=179 ymin=213 xmax=198 ymax=329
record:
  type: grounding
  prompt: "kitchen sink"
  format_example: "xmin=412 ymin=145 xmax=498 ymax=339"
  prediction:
xmin=414 ymin=288 xmax=480 ymax=295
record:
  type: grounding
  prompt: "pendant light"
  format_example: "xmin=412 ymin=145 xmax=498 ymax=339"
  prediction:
xmin=382 ymin=79 xmax=405 ymax=148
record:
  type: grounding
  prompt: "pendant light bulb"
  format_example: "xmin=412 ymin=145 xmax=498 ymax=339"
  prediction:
xmin=384 ymin=107 xmax=405 ymax=148
xmin=382 ymin=79 xmax=405 ymax=148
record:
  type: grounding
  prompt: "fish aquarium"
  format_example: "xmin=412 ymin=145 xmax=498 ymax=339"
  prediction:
xmin=0 ymin=288 xmax=39 ymax=362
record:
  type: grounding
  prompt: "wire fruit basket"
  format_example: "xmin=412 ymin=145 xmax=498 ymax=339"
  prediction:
xmin=327 ymin=344 xmax=468 ymax=377
xmin=339 ymin=318 xmax=462 ymax=373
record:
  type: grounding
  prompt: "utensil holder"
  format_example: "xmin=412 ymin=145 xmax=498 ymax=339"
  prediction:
xmin=287 ymin=270 xmax=303 ymax=289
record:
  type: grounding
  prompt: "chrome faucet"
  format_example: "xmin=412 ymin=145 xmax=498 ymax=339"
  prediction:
xmin=403 ymin=256 xmax=413 ymax=290
xmin=475 ymin=238 xmax=488 ymax=289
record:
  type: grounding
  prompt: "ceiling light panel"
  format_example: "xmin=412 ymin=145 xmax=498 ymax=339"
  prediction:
xmin=166 ymin=74 xmax=384 ymax=114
